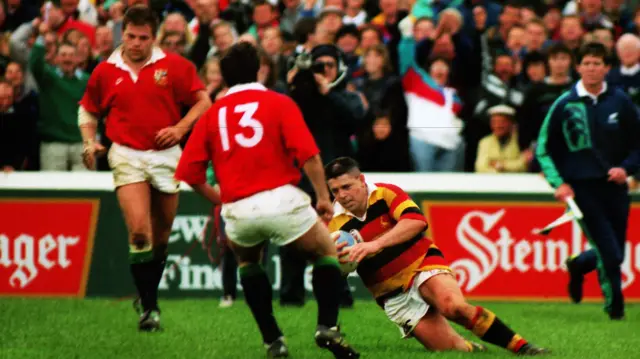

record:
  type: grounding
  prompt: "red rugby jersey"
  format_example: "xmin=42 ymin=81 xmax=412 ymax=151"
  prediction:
xmin=175 ymin=83 xmax=320 ymax=203
xmin=79 ymin=47 xmax=204 ymax=150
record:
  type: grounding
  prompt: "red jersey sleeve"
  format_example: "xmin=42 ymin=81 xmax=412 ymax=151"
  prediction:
xmin=279 ymin=96 xmax=319 ymax=167
xmin=174 ymin=57 xmax=205 ymax=106
xmin=377 ymin=183 xmax=428 ymax=224
xmin=79 ymin=65 xmax=102 ymax=114
xmin=175 ymin=113 xmax=212 ymax=185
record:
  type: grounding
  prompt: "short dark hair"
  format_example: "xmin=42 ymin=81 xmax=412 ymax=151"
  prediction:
xmin=325 ymin=157 xmax=361 ymax=180
xmin=123 ymin=5 xmax=159 ymax=36
xmin=577 ymin=42 xmax=610 ymax=65
xmin=220 ymin=42 xmax=259 ymax=87
xmin=523 ymin=51 xmax=546 ymax=67
xmin=546 ymin=42 xmax=573 ymax=59
xmin=252 ymin=0 xmax=273 ymax=10
xmin=294 ymin=17 xmax=317 ymax=44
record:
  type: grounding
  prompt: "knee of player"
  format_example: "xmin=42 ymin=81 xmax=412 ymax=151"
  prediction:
xmin=437 ymin=292 xmax=469 ymax=320
xmin=130 ymin=232 xmax=152 ymax=249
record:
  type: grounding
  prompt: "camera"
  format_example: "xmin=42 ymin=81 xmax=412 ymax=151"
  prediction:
xmin=295 ymin=52 xmax=326 ymax=76
xmin=294 ymin=52 xmax=325 ymax=73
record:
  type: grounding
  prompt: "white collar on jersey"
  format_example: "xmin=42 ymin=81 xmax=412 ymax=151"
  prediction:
xmin=225 ymin=82 xmax=267 ymax=96
xmin=106 ymin=46 xmax=166 ymax=82
xmin=107 ymin=46 xmax=166 ymax=68
xmin=332 ymin=181 xmax=378 ymax=222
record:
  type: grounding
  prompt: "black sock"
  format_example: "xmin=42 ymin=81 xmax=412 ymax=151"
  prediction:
xmin=312 ymin=256 xmax=342 ymax=329
xmin=239 ymin=263 xmax=282 ymax=344
xmin=465 ymin=306 xmax=528 ymax=353
xmin=145 ymin=244 xmax=168 ymax=312
xmin=129 ymin=242 xmax=156 ymax=312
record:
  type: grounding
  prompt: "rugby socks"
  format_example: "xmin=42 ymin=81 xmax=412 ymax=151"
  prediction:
xmin=239 ymin=263 xmax=283 ymax=344
xmin=147 ymin=243 xmax=168 ymax=312
xmin=465 ymin=306 xmax=528 ymax=353
xmin=312 ymin=256 xmax=342 ymax=328
xmin=129 ymin=240 xmax=157 ymax=312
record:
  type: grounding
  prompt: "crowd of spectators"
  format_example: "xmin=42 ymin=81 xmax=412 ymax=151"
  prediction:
xmin=1 ymin=0 xmax=639 ymax=182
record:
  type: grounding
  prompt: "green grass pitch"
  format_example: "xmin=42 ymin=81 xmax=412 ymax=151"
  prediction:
xmin=1 ymin=298 xmax=638 ymax=359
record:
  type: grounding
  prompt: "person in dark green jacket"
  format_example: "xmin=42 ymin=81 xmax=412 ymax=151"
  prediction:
xmin=536 ymin=43 xmax=640 ymax=320
xmin=29 ymin=30 xmax=89 ymax=171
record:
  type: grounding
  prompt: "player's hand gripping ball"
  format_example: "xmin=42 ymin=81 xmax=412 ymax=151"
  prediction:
xmin=332 ymin=230 xmax=363 ymax=274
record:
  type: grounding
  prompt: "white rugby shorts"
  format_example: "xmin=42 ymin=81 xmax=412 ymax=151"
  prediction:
xmin=107 ymin=143 xmax=182 ymax=194
xmin=221 ymin=184 xmax=318 ymax=247
xmin=383 ymin=268 xmax=453 ymax=338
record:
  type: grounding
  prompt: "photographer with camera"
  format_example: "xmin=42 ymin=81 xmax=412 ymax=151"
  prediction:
xmin=278 ymin=43 xmax=367 ymax=308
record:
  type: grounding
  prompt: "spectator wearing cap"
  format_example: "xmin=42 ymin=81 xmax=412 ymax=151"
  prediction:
xmin=475 ymin=104 xmax=526 ymax=173
xmin=315 ymin=6 xmax=345 ymax=44
xmin=608 ymin=33 xmax=640 ymax=108
xmin=343 ymin=0 xmax=367 ymax=27
xmin=464 ymin=52 xmax=523 ymax=171
xmin=283 ymin=43 xmax=366 ymax=307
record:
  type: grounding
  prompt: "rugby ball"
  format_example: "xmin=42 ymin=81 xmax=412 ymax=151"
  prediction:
xmin=332 ymin=230 xmax=362 ymax=274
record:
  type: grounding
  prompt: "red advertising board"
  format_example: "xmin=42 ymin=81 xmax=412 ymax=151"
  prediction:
xmin=424 ymin=201 xmax=640 ymax=302
xmin=0 ymin=199 xmax=99 ymax=297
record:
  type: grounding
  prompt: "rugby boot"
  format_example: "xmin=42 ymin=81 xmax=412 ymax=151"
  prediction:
xmin=565 ymin=255 xmax=584 ymax=303
xmin=466 ymin=341 xmax=488 ymax=352
xmin=139 ymin=309 xmax=161 ymax=332
xmin=265 ymin=337 xmax=289 ymax=358
xmin=517 ymin=343 xmax=551 ymax=356
xmin=315 ymin=326 xmax=360 ymax=359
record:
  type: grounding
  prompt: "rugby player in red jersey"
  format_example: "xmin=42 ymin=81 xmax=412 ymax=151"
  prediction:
xmin=77 ymin=5 xmax=211 ymax=332
xmin=326 ymin=157 xmax=550 ymax=356
xmin=174 ymin=42 xmax=359 ymax=359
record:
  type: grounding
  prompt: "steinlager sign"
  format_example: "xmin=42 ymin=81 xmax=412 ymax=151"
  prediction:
xmin=425 ymin=201 xmax=640 ymax=301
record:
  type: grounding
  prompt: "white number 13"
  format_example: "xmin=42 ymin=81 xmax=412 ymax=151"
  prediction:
xmin=218 ymin=102 xmax=263 ymax=151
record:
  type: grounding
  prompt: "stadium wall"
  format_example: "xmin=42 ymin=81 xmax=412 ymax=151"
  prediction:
xmin=1 ymin=172 xmax=640 ymax=302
